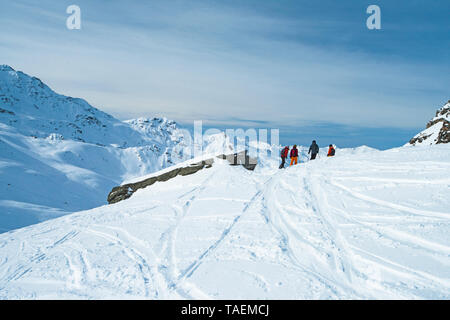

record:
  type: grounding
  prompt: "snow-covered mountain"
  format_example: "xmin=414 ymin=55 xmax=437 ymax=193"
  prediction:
xmin=408 ymin=100 xmax=450 ymax=146
xmin=0 ymin=142 xmax=449 ymax=299
xmin=0 ymin=65 xmax=190 ymax=232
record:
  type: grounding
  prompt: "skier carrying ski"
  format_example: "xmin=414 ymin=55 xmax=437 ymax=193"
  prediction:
xmin=279 ymin=146 xmax=289 ymax=169
xmin=308 ymin=140 xmax=319 ymax=160
xmin=290 ymin=145 xmax=299 ymax=166
xmin=327 ymin=144 xmax=335 ymax=157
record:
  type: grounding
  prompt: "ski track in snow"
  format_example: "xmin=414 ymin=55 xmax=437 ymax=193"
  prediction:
xmin=258 ymin=170 xmax=362 ymax=298
xmin=0 ymin=146 xmax=450 ymax=299
xmin=178 ymin=188 xmax=264 ymax=282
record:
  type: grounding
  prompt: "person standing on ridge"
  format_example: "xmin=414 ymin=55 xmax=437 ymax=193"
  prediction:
xmin=279 ymin=146 xmax=289 ymax=169
xmin=290 ymin=145 xmax=299 ymax=166
xmin=308 ymin=140 xmax=319 ymax=160
xmin=327 ymin=144 xmax=335 ymax=157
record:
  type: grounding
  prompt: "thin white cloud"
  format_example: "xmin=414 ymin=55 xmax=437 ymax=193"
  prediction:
xmin=1 ymin=0 xmax=448 ymax=130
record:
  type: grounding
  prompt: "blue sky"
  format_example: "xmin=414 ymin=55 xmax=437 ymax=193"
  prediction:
xmin=0 ymin=0 xmax=449 ymax=149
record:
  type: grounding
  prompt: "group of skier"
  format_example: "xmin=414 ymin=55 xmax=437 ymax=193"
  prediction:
xmin=279 ymin=140 xmax=335 ymax=169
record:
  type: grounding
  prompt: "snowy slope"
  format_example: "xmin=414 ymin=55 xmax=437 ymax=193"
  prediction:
xmin=0 ymin=65 xmax=190 ymax=232
xmin=1 ymin=144 xmax=449 ymax=299
xmin=408 ymin=100 xmax=450 ymax=146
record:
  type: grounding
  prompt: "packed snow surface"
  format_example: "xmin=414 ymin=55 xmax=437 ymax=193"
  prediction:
xmin=1 ymin=144 xmax=449 ymax=299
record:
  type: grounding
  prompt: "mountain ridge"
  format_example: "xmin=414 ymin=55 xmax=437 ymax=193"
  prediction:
xmin=0 ymin=65 xmax=190 ymax=232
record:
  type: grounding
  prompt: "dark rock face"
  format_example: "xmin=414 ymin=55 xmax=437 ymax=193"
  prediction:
xmin=0 ymin=107 xmax=15 ymax=115
xmin=107 ymin=151 xmax=257 ymax=204
xmin=437 ymin=121 xmax=450 ymax=144
xmin=430 ymin=101 xmax=450 ymax=144
xmin=409 ymin=134 xmax=432 ymax=145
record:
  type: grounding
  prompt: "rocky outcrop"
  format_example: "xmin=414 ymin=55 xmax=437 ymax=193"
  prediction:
xmin=435 ymin=121 xmax=450 ymax=144
xmin=107 ymin=159 xmax=214 ymax=204
xmin=217 ymin=149 xmax=257 ymax=171
xmin=107 ymin=150 xmax=257 ymax=204
xmin=409 ymin=100 xmax=450 ymax=145
xmin=0 ymin=107 xmax=15 ymax=115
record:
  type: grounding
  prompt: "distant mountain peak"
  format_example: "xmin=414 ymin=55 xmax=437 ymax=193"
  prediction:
xmin=1 ymin=64 xmax=13 ymax=71
xmin=409 ymin=100 xmax=450 ymax=145
xmin=0 ymin=66 xmax=156 ymax=146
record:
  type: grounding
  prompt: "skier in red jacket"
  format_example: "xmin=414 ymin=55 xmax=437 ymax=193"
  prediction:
xmin=279 ymin=146 xmax=289 ymax=169
xmin=327 ymin=144 xmax=336 ymax=157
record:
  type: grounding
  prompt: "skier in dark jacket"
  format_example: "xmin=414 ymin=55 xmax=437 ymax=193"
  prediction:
xmin=308 ymin=140 xmax=319 ymax=160
xmin=279 ymin=146 xmax=289 ymax=169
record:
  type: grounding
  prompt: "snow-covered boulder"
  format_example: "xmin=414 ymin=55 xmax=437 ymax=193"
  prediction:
xmin=409 ymin=100 xmax=450 ymax=145
xmin=107 ymin=150 xmax=257 ymax=204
